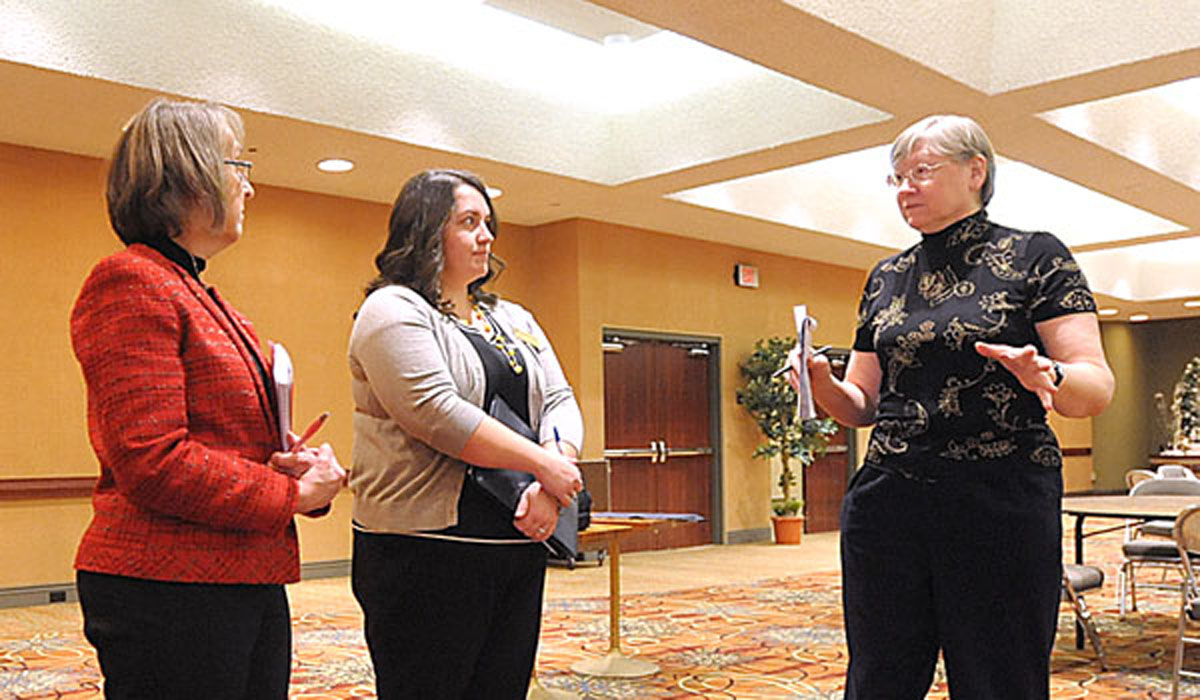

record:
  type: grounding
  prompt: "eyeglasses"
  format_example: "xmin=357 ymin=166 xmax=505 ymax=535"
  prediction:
xmin=886 ymin=161 xmax=949 ymax=188
xmin=224 ymin=159 xmax=253 ymax=182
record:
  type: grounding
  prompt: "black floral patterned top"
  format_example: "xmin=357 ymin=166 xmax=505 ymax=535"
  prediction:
xmin=853 ymin=210 xmax=1096 ymax=477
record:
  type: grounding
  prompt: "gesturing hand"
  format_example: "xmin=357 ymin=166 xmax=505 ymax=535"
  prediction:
xmin=974 ymin=341 xmax=1057 ymax=411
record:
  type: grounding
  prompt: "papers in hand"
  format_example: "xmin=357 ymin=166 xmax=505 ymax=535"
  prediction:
xmin=792 ymin=305 xmax=818 ymax=420
xmin=272 ymin=342 xmax=293 ymax=450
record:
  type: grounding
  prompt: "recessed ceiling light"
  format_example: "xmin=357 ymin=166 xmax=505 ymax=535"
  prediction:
xmin=317 ymin=158 xmax=354 ymax=173
xmin=1097 ymin=308 xmax=1118 ymax=316
xmin=1129 ymin=313 xmax=1150 ymax=322
xmin=486 ymin=186 xmax=503 ymax=199
xmin=1185 ymin=300 xmax=1200 ymax=308
xmin=602 ymin=33 xmax=632 ymax=47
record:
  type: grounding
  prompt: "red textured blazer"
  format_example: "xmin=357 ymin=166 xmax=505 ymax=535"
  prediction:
xmin=71 ymin=244 xmax=303 ymax=584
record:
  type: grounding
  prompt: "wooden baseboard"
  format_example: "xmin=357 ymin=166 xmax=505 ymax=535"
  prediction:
xmin=0 ymin=476 xmax=95 ymax=500
xmin=0 ymin=583 xmax=77 ymax=609
xmin=725 ymin=527 xmax=771 ymax=544
xmin=0 ymin=560 xmax=352 ymax=610
xmin=299 ymin=559 xmax=350 ymax=580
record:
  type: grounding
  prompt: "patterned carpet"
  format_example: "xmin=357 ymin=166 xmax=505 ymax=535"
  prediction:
xmin=3 ymin=525 xmax=1199 ymax=698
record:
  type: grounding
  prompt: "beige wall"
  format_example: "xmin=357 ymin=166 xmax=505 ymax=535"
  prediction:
xmin=1093 ymin=318 xmax=1200 ymax=491
xmin=1048 ymin=413 xmax=1095 ymax=493
xmin=0 ymin=142 xmax=865 ymax=587
xmin=0 ymin=142 xmax=396 ymax=586
xmin=1094 ymin=323 xmax=1152 ymax=491
xmin=3 ymin=139 xmax=1116 ymax=589
xmin=509 ymin=219 xmax=866 ymax=535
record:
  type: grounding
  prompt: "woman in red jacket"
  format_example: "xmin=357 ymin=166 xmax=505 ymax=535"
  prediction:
xmin=70 ymin=98 xmax=345 ymax=700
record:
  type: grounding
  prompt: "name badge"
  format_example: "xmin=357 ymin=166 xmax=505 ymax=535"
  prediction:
xmin=513 ymin=329 xmax=543 ymax=351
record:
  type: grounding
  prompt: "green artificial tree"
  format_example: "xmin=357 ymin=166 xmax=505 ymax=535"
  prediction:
xmin=736 ymin=337 xmax=839 ymax=517
xmin=1172 ymin=356 xmax=1200 ymax=449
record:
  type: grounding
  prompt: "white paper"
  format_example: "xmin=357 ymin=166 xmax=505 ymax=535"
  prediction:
xmin=272 ymin=342 xmax=293 ymax=450
xmin=792 ymin=305 xmax=818 ymax=420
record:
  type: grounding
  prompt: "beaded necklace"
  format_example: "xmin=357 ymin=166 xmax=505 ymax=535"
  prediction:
xmin=466 ymin=305 xmax=524 ymax=375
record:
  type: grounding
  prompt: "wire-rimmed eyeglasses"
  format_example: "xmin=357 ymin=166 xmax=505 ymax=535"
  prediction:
xmin=886 ymin=161 xmax=949 ymax=188
xmin=224 ymin=159 xmax=253 ymax=182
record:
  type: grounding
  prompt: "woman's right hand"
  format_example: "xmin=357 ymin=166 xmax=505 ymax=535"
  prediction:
xmin=784 ymin=345 xmax=836 ymax=391
xmin=534 ymin=449 xmax=582 ymax=508
xmin=290 ymin=443 xmax=346 ymax=513
xmin=806 ymin=348 xmax=835 ymax=384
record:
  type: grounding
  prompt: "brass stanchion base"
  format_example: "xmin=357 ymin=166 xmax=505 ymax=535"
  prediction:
xmin=570 ymin=649 xmax=659 ymax=678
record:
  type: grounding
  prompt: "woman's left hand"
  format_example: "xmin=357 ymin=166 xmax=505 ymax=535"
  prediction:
xmin=514 ymin=481 xmax=559 ymax=542
xmin=269 ymin=442 xmax=320 ymax=478
xmin=974 ymin=341 xmax=1057 ymax=411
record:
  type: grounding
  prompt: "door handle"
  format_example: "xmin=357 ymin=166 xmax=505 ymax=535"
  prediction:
xmin=664 ymin=447 xmax=713 ymax=457
xmin=603 ymin=448 xmax=658 ymax=460
xmin=658 ymin=439 xmax=668 ymax=464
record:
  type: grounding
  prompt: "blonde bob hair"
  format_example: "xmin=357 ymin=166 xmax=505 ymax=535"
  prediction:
xmin=106 ymin=97 xmax=244 ymax=245
xmin=890 ymin=114 xmax=996 ymax=206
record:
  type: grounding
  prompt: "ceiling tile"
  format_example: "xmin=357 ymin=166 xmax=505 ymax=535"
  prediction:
xmin=784 ymin=0 xmax=1200 ymax=93
xmin=1040 ymin=77 xmax=1200 ymax=193
xmin=667 ymin=146 xmax=1184 ymax=251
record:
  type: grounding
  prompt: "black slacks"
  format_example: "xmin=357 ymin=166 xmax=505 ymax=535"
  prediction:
xmin=840 ymin=464 xmax=1062 ymax=700
xmin=352 ymin=530 xmax=547 ymax=700
xmin=76 ymin=570 xmax=291 ymax=700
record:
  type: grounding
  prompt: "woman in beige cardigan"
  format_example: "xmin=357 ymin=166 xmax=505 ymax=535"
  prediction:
xmin=348 ymin=169 xmax=583 ymax=700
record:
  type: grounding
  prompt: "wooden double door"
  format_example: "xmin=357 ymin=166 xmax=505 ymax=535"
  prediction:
xmin=602 ymin=334 xmax=717 ymax=552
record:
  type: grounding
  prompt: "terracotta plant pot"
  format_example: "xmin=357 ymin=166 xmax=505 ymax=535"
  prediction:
xmin=771 ymin=514 xmax=805 ymax=544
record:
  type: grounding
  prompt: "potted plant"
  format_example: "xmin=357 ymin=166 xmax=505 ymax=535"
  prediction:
xmin=737 ymin=336 xmax=839 ymax=544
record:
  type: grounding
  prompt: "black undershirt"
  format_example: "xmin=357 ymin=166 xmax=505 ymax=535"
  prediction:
xmin=433 ymin=317 xmax=531 ymax=540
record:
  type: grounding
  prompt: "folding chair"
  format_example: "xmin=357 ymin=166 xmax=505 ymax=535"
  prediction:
xmin=1133 ymin=467 xmax=1194 ymax=538
xmin=1171 ymin=505 xmax=1200 ymax=699
xmin=1063 ymin=563 xmax=1107 ymax=669
xmin=1117 ymin=477 xmax=1200 ymax=617
xmin=1159 ymin=464 xmax=1200 ymax=480
xmin=1126 ymin=468 xmax=1157 ymax=489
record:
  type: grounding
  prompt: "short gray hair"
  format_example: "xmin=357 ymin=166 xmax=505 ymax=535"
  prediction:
xmin=890 ymin=114 xmax=995 ymax=206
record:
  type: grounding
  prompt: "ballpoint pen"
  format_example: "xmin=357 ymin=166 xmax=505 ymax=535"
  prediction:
xmin=291 ymin=411 xmax=330 ymax=450
xmin=772 ymin=344 xmax=832 ymax=378
xmin=553 ymin=426 xmax=580 ymax=505
xmin=553 ymin=426 xmax=564 ymax=454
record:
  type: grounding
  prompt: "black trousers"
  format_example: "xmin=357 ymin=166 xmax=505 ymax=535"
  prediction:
xmin=352 ymin=531 xmax=547 ymax=700
xmin=76 ymin=570 xmax=291 ymax=700
xmin=840 ymin=465 xmax=1062 ymax=700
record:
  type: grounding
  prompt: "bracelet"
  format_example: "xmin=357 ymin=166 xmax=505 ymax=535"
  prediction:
xmin=1051 ymin=361 xmax=1065 ymax=388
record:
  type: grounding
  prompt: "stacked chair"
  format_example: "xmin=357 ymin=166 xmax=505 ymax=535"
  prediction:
xmin=1161 ymin=465 xmax=1200 ymax=480
xmin=1117 ymin=469 xmax=1200 ymax=617
xmin=1171 ymin=504 xmax=1200 ymax=699
xmin=1125 ymin=467 xmax=1157 ymax=489
xmin=1132 ymin=467 xmax=1193 ymax=539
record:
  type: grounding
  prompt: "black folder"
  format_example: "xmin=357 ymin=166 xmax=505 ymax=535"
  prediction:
xmin=467 ymin=396 xmax=578 ymax=560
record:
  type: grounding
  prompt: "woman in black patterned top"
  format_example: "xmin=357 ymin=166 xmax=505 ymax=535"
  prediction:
xmin=793 ymin=115 xmax=1114 ymax=699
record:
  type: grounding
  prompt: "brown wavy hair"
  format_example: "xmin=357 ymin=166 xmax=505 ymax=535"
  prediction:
xmin=365 ymin=169 xmax=504 ymax=312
